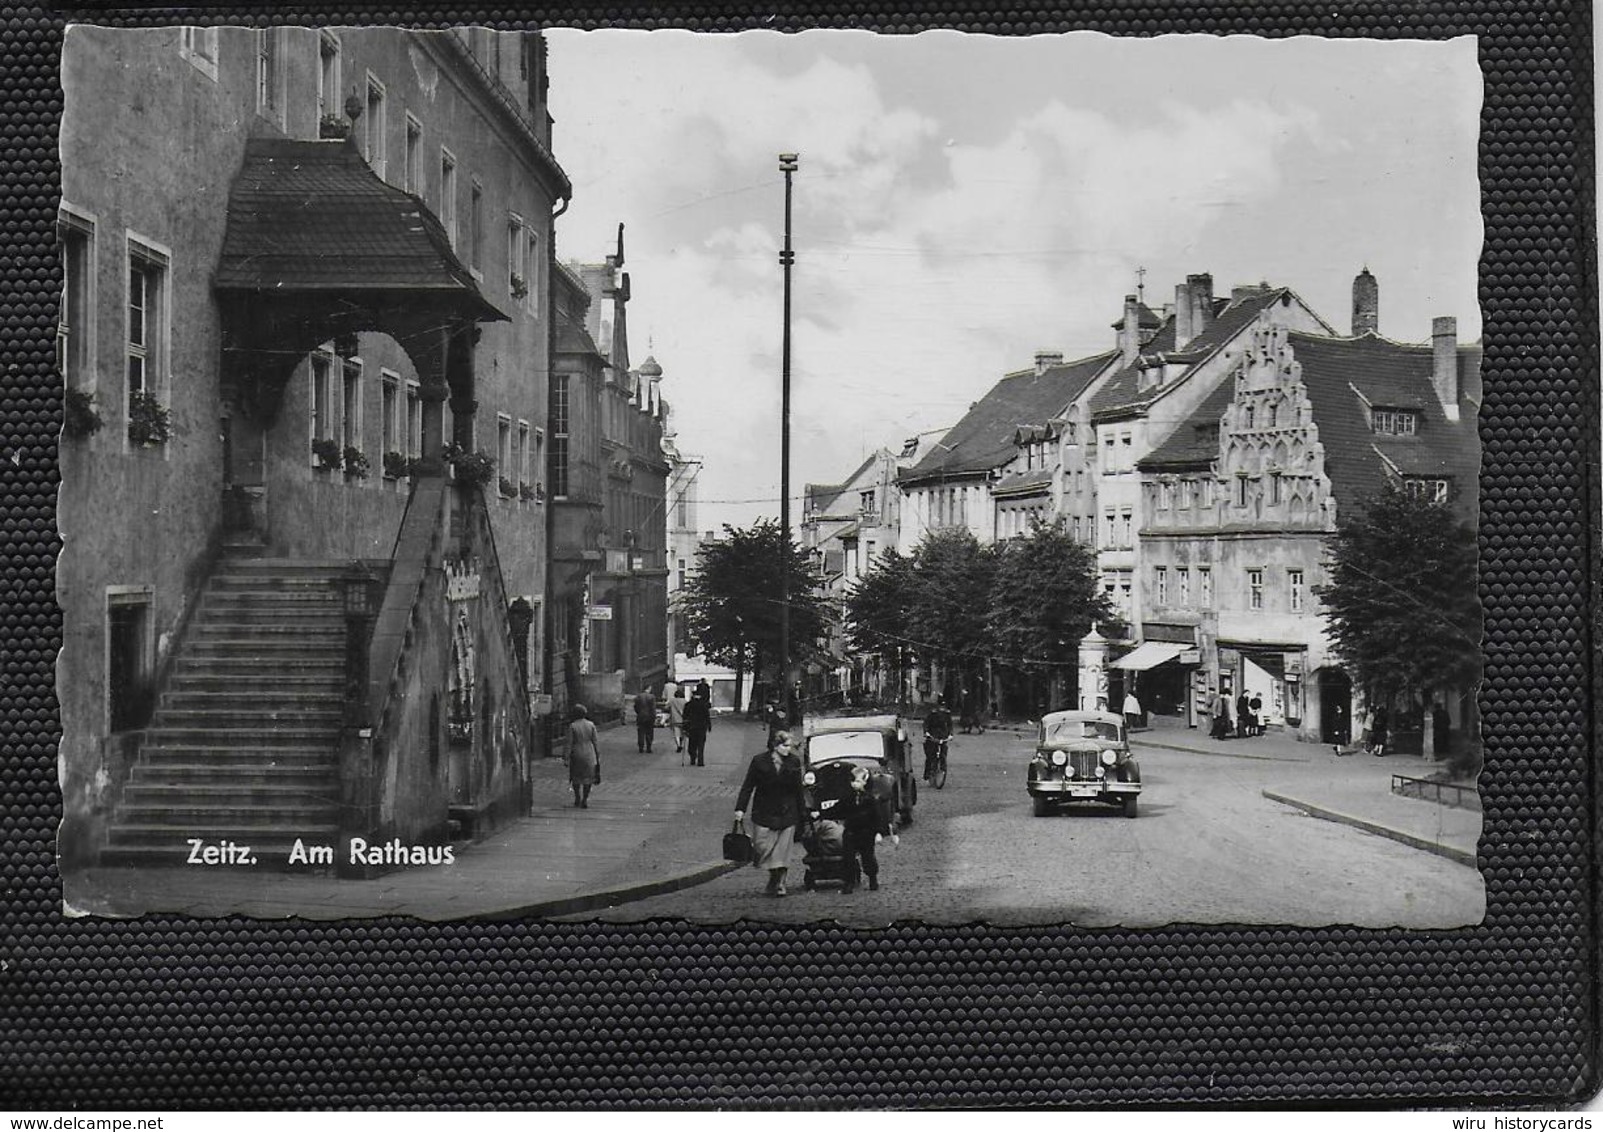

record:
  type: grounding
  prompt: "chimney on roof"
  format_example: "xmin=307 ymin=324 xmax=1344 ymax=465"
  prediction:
xmin=1034 ymin=350 xmax=1064 ymax=376
xmin=1118 ymin=294 xmax=1142 ymax=365
xmin=1433 ymin=316 xmax=1460 ymax=421
xmin=1187 ymin=273 xmax=1215 ymax=342
xmin=1352 ymin=267 xmax=1379 ymax=336
xmin=1230 ymin=282 xmax=1269 ymax=304
xmin=1173 ymin=280 xmax=1194 ymax=347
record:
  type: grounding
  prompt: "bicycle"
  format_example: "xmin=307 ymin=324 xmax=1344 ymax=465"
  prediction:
xmin=922 ymin=736 xmax=949 ymax=790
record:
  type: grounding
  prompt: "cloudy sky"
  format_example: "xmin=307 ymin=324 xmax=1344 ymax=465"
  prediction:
xmin=546 ymin=30 xmax=1482 ymax=533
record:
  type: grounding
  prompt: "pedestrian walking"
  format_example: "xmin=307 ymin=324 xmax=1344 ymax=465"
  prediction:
xmin=1235 ymin=692 xmax=1251 ymax=739
xmin=633 ymin=684 xmax=657 ymax=753
xmin=565 ymin=704 xmax=602 ymax=809
xmin=669 ymin=684 xmax=687 ymax=753
xmin=1371 ymin=702 xmax=1389 ymax=757
xmin=762 ymin=696 xmax=787 ymax=751
xmin=683 ymin=685 xmax=711 ymax=767
xmin=1123 ymin=690 xmax=1143 ymax=734
xmin=1356 ymin=705 xmax=1375 ymax=753
xmin=1210 ymin=696 xmax=1232 ymax=740
xmin=833 ymin=764 xmax=896 ymax=895
xmin=1249 ymin=693 xmax=1263 ymax=737
xmin=734 ymin=729 xmax=808 ymax=897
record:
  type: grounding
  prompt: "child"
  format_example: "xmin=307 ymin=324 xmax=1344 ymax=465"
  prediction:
xmin=836 ymin=765 xmax=897 ymax=894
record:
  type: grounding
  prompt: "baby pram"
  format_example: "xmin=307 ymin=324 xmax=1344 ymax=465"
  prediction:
xmin=800 ymin=761 xmax=893 ymax=891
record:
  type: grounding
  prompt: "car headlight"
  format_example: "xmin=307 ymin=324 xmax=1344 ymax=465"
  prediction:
xmin=1095 ymin=764 xmax=1107 ymax=778
xmin=1050 ymin=750 xmax=1068 ymax=767
xmin=1100 ymin=749 xmax=1117 ymax=767
xmin=803 ymin=772 xmax=816 ymax=786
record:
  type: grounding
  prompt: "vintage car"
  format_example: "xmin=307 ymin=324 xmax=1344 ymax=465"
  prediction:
xmin=1026 ymin=709 xmax=1141 ymax=817
xmin=801 ymin=714 xmax=917 ymax=827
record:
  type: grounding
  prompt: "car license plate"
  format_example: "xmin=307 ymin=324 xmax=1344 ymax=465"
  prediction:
xmin=1067 ymin=784 xmax=1101 ymax=797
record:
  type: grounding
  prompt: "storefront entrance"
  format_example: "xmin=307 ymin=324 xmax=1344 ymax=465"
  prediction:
xmin=1317 ymin=668 xmax=1353 ymax=744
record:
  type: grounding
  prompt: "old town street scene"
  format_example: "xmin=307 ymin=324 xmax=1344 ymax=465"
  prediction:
xmin=58 ymin=28 xmax=1483 ymax=926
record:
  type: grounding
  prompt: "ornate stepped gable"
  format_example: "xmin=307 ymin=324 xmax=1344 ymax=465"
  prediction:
xmin=1213 ymin=320 xmax=1334 ymax=529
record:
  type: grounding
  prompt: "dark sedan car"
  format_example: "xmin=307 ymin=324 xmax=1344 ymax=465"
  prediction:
xmin=1026 ymin=709 xmax=1141 ymax=817
xmin=801 ymin=714 xmax=917 ymax=827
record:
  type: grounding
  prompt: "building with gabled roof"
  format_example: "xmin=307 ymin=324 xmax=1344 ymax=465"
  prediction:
xmin=1085 ymin=275 xmax=1332 ymax=718
xmin=1133 ymin=286 xmax=1480 ymax=750
xmin=896 ymin=348 xmax=1119 ymax=555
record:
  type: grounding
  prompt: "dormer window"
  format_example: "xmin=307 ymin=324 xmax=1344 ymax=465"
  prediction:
xmin=1404 ymin=477 xmax=1449 ymax=503
xmin=1373 ymin=408 xmax=1418 ymax=436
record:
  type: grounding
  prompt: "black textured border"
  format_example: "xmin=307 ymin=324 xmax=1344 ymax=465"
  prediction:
xmin=3 ymin=2 xmax=1596 ymax=1109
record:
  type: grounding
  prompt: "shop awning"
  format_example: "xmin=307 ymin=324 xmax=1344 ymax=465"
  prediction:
xmin=1112 ymin=640 xmax=1196 ymax=670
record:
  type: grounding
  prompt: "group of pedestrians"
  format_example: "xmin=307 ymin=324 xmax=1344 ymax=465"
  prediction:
xmin=562 ymin=681 xmax=716 ymax=810
xmin=1207 ymin=689 xmax=1266 ymax=740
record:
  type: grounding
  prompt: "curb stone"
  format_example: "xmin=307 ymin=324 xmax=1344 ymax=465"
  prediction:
xmin=469 ymin=858 xmax=743 ymax=921
xmin=1262 ymin=788 xmax=1477 ymax=867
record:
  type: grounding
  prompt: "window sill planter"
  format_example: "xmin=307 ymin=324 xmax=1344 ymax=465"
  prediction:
xmin=498 ymin=476 xmax=518 ymax=500
xmin=381 ymin=450 xmax=409 ymax=481
xmin=311 ymin=437 xmax=343 ymax=473
xmin=518 ymin=481 xmax=537 ymax=503
xmin=442 ymin=444 xmax=496 ymax=490
xmin=127 ymin=390 xmax=171 ymax=447
xmin=343 ymin=447 xmax=371 ymax=480
xmin=63 ymin=386 xmax=104 ymax=440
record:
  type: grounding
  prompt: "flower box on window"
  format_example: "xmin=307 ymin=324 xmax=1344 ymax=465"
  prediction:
xmin=343 ymin=447 xmax=370 ymax=479
xmin=311 ymin=437 xmax=343 ymax=471
xmin=127 ymin=390 xmax=172 ymax=446
xmin=442 ymin=443 xmax=496 ymax=489
xmin=319 ymin=115 xmax=351 ymax=141
xmin=509 ymin=273 xmax=529 ymax=300
xmin=498 ymin=476 xmax=518 ymax=499
xmin=382 ymin=450 xmax=409 ymax=480
xmin=519 ymin=481 xmax=537 ymax=502
xmin=63 ymin=387 xmax=103 ymax=439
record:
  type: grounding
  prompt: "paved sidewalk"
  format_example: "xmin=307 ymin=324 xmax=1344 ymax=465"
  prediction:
xmin=69 ymin=719 xmax=763 ymax=921
xmin=1131 ymin=715 xmax=1481 ymax=867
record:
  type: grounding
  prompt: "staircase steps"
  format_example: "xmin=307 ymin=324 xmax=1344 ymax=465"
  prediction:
xmin=102 ymin=551 xmax=376 ymax=869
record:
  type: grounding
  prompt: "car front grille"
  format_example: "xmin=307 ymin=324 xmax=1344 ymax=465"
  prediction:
xmin=1070 ymin=750 xmax=1099 ymax=780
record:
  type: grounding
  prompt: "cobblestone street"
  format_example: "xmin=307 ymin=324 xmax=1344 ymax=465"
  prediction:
xmin=579 ymin=721 xmax=1484 ymax=928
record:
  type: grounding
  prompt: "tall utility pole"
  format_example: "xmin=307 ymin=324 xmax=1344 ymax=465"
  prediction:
xmin=778 ymin=152 xmax=798 ymax=714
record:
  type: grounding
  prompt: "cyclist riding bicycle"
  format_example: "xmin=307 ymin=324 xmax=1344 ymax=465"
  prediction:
xmin=923 ymin=696 xmax=953 ymax=782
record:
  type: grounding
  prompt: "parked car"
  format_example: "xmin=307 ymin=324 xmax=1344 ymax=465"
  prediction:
xmin=801 ymin=714 xmax=917 ymax=827
xmin=1026 ymin=709 xmax=1141 ymax=817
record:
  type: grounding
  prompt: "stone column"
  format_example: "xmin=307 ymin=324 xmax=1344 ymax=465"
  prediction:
xmin=412 ymin=324 xmax=450 ymax=476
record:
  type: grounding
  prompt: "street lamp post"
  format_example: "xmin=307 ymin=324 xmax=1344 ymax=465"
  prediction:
xmin=778 ymin=152 xmax=798 ymax=718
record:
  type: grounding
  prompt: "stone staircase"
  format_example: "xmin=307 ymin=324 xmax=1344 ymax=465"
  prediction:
xmin=101 ymin=553 xmax=363 ymax=868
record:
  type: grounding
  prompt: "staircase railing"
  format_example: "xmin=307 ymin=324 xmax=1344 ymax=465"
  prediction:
xmin=336 ymin=474 xmax=448 ymax=870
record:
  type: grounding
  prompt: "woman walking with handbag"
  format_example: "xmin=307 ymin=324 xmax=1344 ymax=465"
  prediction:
xmin=566 ymin=704 xmax=602 ymax=809
xmin=733 ymin=729 xmax=807 ymax=897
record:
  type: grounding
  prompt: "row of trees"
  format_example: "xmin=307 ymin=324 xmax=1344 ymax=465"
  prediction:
xmin=844 ymin=522 xmax=1116 ymax=713
xmin=672 ymin=486 xmax=1479 ymax=751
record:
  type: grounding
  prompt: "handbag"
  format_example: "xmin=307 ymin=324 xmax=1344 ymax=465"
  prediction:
xmin=722 ymin=820 xmax=753 ymax=863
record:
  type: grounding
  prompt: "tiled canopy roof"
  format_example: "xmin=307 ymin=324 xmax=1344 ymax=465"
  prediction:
xmin=898 ymin=350 xmax=1117 ymax=488
xmin=216 ymin=137 xmax=504 ymax=322
xmin=1089 ymin=289 xmax=1295 ymax=419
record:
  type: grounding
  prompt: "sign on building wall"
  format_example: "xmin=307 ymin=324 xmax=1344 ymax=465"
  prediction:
xmin=588 ymin=605 xmax=613 ymax=621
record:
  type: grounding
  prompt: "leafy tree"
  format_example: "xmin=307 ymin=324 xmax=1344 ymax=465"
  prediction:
xmin=676 ymin=518 xmax=831 ymax=706
xmin=906 ymin=528 xmax=997 ymax=698
xmin=987 ymin=519 xmax=1117 ymax=711
xmin=844 ymin=548 xmax=917 ymax=699
xmin=1317 ymin=484 xmax=1481 ymax=707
